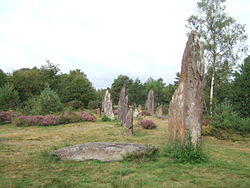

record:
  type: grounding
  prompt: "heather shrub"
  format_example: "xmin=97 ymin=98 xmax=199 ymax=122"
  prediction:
xmin=59 ymin=112 xmax=81 ymax=124
xmin=0 ymin=111 xmax=18 ymax=124
xmin=12 ymin=115 xmax=60 ymax=126
xmin=139 ymin=111 xmax=151 ymax=116
xmin=76 ymin=111 xmax=95 ymax=122
xmin=139 ymin=119 xmax=157 ymax=129
xmin=0 ymin=83 xmax=20 ymax=111
xmin=39 ymin=87 xmax=64 ymax=114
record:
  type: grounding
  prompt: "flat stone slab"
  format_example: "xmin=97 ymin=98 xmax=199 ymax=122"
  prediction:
xmin=53 ymin=142 xmax=157 ymax=162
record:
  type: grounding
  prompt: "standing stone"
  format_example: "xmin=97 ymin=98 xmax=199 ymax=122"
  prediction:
xmin=145 ymin=90 xmax=154 ymax=115
xmin=102 ymin=89 xmax=115 ymax=120
xmin=168 ymin=31 xmax=205 ymax=146
xmin=118 ymin=88 xmax=129 ymax=126
xmin=124 ymin=108 xmax=133 ymax=136
xmin=155 ymin=105 xmax=163 ymax=117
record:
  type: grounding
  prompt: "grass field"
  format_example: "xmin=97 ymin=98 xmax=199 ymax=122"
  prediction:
xmin=1 ymin=117 xmax=250 ymax=188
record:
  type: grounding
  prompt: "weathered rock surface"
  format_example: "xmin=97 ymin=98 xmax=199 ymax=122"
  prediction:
xmin=53 ymin=142 xmax=157 ymax=162
xmin=118 ymin=88 xmax=129 ymax=126
xmin=155 ymin=105 xmax=163 ymax=117
xmin=124 ymin=108 xmax=133 ymax=136
xmin=102 ymin=89 xmax=115 ymax=120
xmin=145 ymin=90 xmax=154 ymax=115
xmin=168 ymin=31 xmax=205 ymax=146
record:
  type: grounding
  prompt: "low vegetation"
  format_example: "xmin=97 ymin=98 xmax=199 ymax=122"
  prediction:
xmin=1 ymin=117 xmax=250 ymax=187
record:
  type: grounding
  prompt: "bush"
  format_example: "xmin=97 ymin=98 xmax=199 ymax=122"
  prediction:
xmin=164 ymin=134 xmax=208 ymax=164
xmin=212 ymin=102 xmax=250 ymax=135
xmin=0 ymin=83 xmax=20 ymax=111
xmin=12 ymin=115 xmax=60 ymax=126
xmin=88 ymin=100 xmax=100 ymax=109
xmin=39 ymin=87 xmax=64 ymax=115
xmin=77 ymin=111 xmax=95 ymax=122
xmin=212 ymin=102 xmax=238 ymax=130
xmin=66 ymin=100 xmax=84 ymax=110
xmin=101 ymin=115 xmax=111 ymax=122
xmin=0 ymin=111 xmax=18 ymax=124
xmin=139 ymin=119 xmax=157 ymax=129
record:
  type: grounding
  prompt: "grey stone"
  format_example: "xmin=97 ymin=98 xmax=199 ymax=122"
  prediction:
xmin=124 ymin=108 xmax=133 ymax=136
xmin=102 ymin=89 xmax=115 ymax=120
xmin=168 ymin=31 xmax=205 ymax=146
xmin=53 ymin=142 xmax=157 ymax=162
xmin=145 ymin=90 xmax=154 ymax=115
xmin=118 ymin=88 xmax=129 ymax=126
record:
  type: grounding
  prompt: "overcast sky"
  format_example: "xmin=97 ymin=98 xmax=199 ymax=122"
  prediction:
xmin=0 ymin=0 xmax=249 ymax=89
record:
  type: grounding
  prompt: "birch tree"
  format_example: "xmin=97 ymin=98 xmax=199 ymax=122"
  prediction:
xmin=186 ymin=0 xmax=248 ymax=115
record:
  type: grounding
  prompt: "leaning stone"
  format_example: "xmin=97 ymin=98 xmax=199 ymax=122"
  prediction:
xmin=53 ymin=142 xmax=157 ymax=162
xmin=168 ymin=31 xmax=205 ymax=146
xmin=124 ymin=108 xmax=133 ymax=136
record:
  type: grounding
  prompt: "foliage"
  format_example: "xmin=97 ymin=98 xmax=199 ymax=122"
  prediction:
xmin=231 ymin=56 xmax=250 ymax=118
xmin=59 ymin=69 xmax=96 ymax=108
xmin=39 ymin=87 xmax=64 ymax=115
xmin=186 ymin=0 xmax=248 ymax=114
xmin=101 ymin=115 xmax=111 ymax=122
xmin=12 ymin=115 xmax=60 ymax=126
xmin=12 ymin=111 xmax=95 ymax=126
xmin=0 ymin=83 xmax=20 ymax=111
xmin=111 ymin=75 xmax=133 ymax=104
xmin=66 ymin=100 xmax=84 ymax=110
xmin=138 ymin=119 xmax=157 ymax=129
xmin=11 ymin=68 xmax=46 ymax=103
xmin=164 ymin=135 xmax=208 ymax=164
xmin=127 ymin=78 xmax=147 ymax=105
xmin=0 ymin=69 xmax=7 ymax=87
xmin=123 ymin=145 xmax=159 ymax=162
xmin=144 ymin=77 xmax=165 ymax=105
xmin=88 ymin=100 xmax=100 ymax=109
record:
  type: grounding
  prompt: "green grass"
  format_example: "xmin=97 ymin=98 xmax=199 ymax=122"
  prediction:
xmin=0 ymin=117 xmax=250 ymax=187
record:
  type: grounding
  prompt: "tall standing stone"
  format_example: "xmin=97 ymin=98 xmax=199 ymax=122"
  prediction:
xmin=102 ymin=89 xmax=115 ymax=120
xmin=145 ymin=90 xmax=154 ymax=115
xmin=118 ymin=88 xmax=129 ymax=126
xmin=124 ymin=108 xmax=133 ymax=136
xmin=168 ymin=31 xmax=205 ymax=146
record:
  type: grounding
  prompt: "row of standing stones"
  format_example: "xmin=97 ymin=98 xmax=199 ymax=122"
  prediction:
xmin=101 ymin=30 xmax=205 ymax=147
xmin=54 ymin=31 xmax=205 ymax=161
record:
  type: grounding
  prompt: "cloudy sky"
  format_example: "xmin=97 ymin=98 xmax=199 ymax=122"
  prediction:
xmin=0 ymin=0 xmax=249 ymax=89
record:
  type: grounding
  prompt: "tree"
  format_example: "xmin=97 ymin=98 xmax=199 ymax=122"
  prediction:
xmin=127 ymin=78 xmax=146 ymax=106
xmin=231 ymin=56 xmax=250 ymax=117
xmin=11 ymin=68 xmax=46 ymax=103
xmin=186 ymin=0 xmax=248 ymax=115
xmin=0 ymin=83 xmax=20 ymax=111
xmin=144 ymin=78 xmax=166 ymax=105
xmin=0 ymin=69 xmax=7 ymax=88
xmin=111 ymin=75 xmax=133 ymax=105
xmin=59 ymin=69 xmax=96 ymax=107
xmin=39 ymin=87 xmax=64 ymax=114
